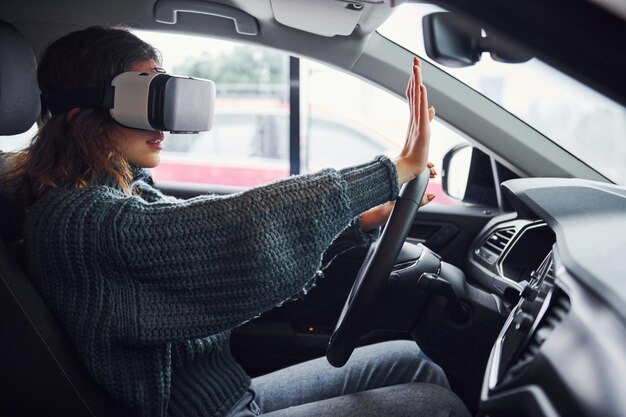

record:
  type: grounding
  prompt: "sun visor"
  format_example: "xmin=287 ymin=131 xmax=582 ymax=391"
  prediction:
xmin=270 ymin=0 xmax=400 ymax=37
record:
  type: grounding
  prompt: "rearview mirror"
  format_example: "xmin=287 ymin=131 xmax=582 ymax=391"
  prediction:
xmin=423 ymin=12 xmax=532 ymax=67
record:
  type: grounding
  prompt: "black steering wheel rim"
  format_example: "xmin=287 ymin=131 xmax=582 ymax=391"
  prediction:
xmin=326 ymin=168 xmax=431 ymax=367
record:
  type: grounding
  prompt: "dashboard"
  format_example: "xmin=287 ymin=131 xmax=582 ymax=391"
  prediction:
xmin=469 ymin=217 xmax=555 ymax=294
xmin=465 ymin=178 xmax=626 ymax=417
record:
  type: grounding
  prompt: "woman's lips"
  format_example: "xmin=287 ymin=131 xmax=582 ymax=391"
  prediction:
xmin=147 ymin=133 xmax=164 ymax=150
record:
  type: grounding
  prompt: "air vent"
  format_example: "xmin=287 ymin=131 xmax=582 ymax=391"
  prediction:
xmin=483 ymin=227 xmax=516 ymax=257
xmin=503 ymin=286 xmax=571 ymax=384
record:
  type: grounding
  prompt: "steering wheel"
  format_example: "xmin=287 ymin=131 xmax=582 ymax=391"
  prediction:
xmin=326 ymin=168 xmax=431 ymax=367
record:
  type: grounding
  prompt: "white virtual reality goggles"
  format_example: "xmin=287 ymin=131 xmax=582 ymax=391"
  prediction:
xmin=42 ymin=71 xmax=216 ymax=133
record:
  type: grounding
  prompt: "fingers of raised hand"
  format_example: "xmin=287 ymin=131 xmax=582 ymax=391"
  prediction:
xmin=401 ymin=58 xmax=430 ymax=168
xmin=410 ymin=65 xmax=422 ymax=126
xmin=419 ymin=84 xmax=430 ymax=135
xmin=407 ymin=58 xmax=421 ymax=99
xmin=428 ymin=106 xmax=436 ymax=122
xmin=414 ymin=56 xmax=422 ymax=86
xmin=409 ymin=70 xmax=416 ymax=117
xmin=420 ymin=193 xmax=436 ymax=207
xmin=427 ymin=162 xmax=437 ymax=178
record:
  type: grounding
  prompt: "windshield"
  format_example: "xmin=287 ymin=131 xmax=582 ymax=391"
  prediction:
xmin=379 ymin=3 xmax=626 ymax=185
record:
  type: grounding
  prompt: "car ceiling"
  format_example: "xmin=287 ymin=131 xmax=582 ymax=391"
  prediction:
xmin=1 ymin=0 xmax=394 ymax=68
xmin=3 ymin=0 xmax=625 ymax=108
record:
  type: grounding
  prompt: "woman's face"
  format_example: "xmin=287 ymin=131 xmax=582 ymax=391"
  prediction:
xmin=111 ymin=59 xmax=164 ymax=168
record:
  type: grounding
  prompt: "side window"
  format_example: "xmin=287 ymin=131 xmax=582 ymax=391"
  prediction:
xmin=135 ymin=31 xmax=291 ymax=188
xmin=132 ymin=31 xmax=471 ymax=204
xmin=300 ymin=59 xmax=469 ymax=205
xmin=2 ymin=32 xmax=471 ymax=206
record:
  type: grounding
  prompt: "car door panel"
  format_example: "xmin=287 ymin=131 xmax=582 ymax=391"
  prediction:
xmin=411 ymin=204 xmax=499 ymax=268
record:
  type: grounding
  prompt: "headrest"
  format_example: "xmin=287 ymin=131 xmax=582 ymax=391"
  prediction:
xmin=0 ymin=20 xmax=40 ymax=135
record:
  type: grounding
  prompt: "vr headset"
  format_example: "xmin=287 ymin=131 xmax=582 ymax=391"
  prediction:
xmin=42 ymin=71 xmax=216 ymax=133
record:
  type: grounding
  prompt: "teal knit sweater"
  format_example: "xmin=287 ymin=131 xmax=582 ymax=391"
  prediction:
xmin=23 ymin=156 xmax=399 ymax=417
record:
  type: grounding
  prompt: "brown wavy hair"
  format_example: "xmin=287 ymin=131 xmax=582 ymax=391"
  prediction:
xmin=3 ymin=26 xmax=160 ymax=205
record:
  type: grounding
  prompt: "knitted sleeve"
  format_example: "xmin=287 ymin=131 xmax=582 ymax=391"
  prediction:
xmin=99 ymin=157 xmax=398 ymax=344
xmin=320 ymin=216 xmax=379 ymax=268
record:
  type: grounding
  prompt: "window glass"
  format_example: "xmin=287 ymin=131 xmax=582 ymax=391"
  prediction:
xmin=308 ymin=118 xmax=387 ymax=168
xmin=135 ymin=31 xmax=291 ymax=187
xmin=3 ymin=31 xmax=472 ymax=205
xmin=156 ymin=111 xmax=290 ymax=187
xmin=378 ymin=3 xmax=626 ymax=185
xmin=300 ymin=59 xmax=468 ymax=205
xmin=136 ymin=30 xmax=470 ymax=204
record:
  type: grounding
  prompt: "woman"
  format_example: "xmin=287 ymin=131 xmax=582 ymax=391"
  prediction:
xmin=3 ymin=27 xmax=468 ymax=417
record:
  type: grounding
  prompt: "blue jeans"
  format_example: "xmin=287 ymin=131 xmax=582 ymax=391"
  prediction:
xmin=225 ymin=340 xmax=470 ymax=417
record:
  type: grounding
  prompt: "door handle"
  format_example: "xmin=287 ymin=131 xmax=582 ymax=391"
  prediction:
xmin=155 ymin=0 xmax=259 ymax=36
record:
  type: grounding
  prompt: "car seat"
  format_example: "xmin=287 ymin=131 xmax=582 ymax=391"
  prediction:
xmin=0 ymin=20 xmax=117 ymax=417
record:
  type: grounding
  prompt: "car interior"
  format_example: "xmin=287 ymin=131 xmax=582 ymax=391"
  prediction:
xmin=1 ymin=1 xmax=625 ymax=417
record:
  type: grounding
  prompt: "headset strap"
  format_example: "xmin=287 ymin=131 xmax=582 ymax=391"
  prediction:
xmin=42 ymin=85 xmax=115 ymax=115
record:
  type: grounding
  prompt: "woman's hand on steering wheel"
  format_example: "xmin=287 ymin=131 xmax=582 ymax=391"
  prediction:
xmin=360 ymin=162 xmax=437 ymax=232
xmin=394 ymin=57 xmax=436 ymax=186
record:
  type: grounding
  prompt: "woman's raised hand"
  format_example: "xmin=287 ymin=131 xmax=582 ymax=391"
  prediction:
xmin=359 ymin=57 xmax=437 ymax=232
xmin=394 ymin=57 xmax=436 ymax=185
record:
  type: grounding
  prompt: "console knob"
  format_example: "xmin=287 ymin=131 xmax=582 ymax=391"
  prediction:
xmin=520 ymin=285 xmax=538 ymax=301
